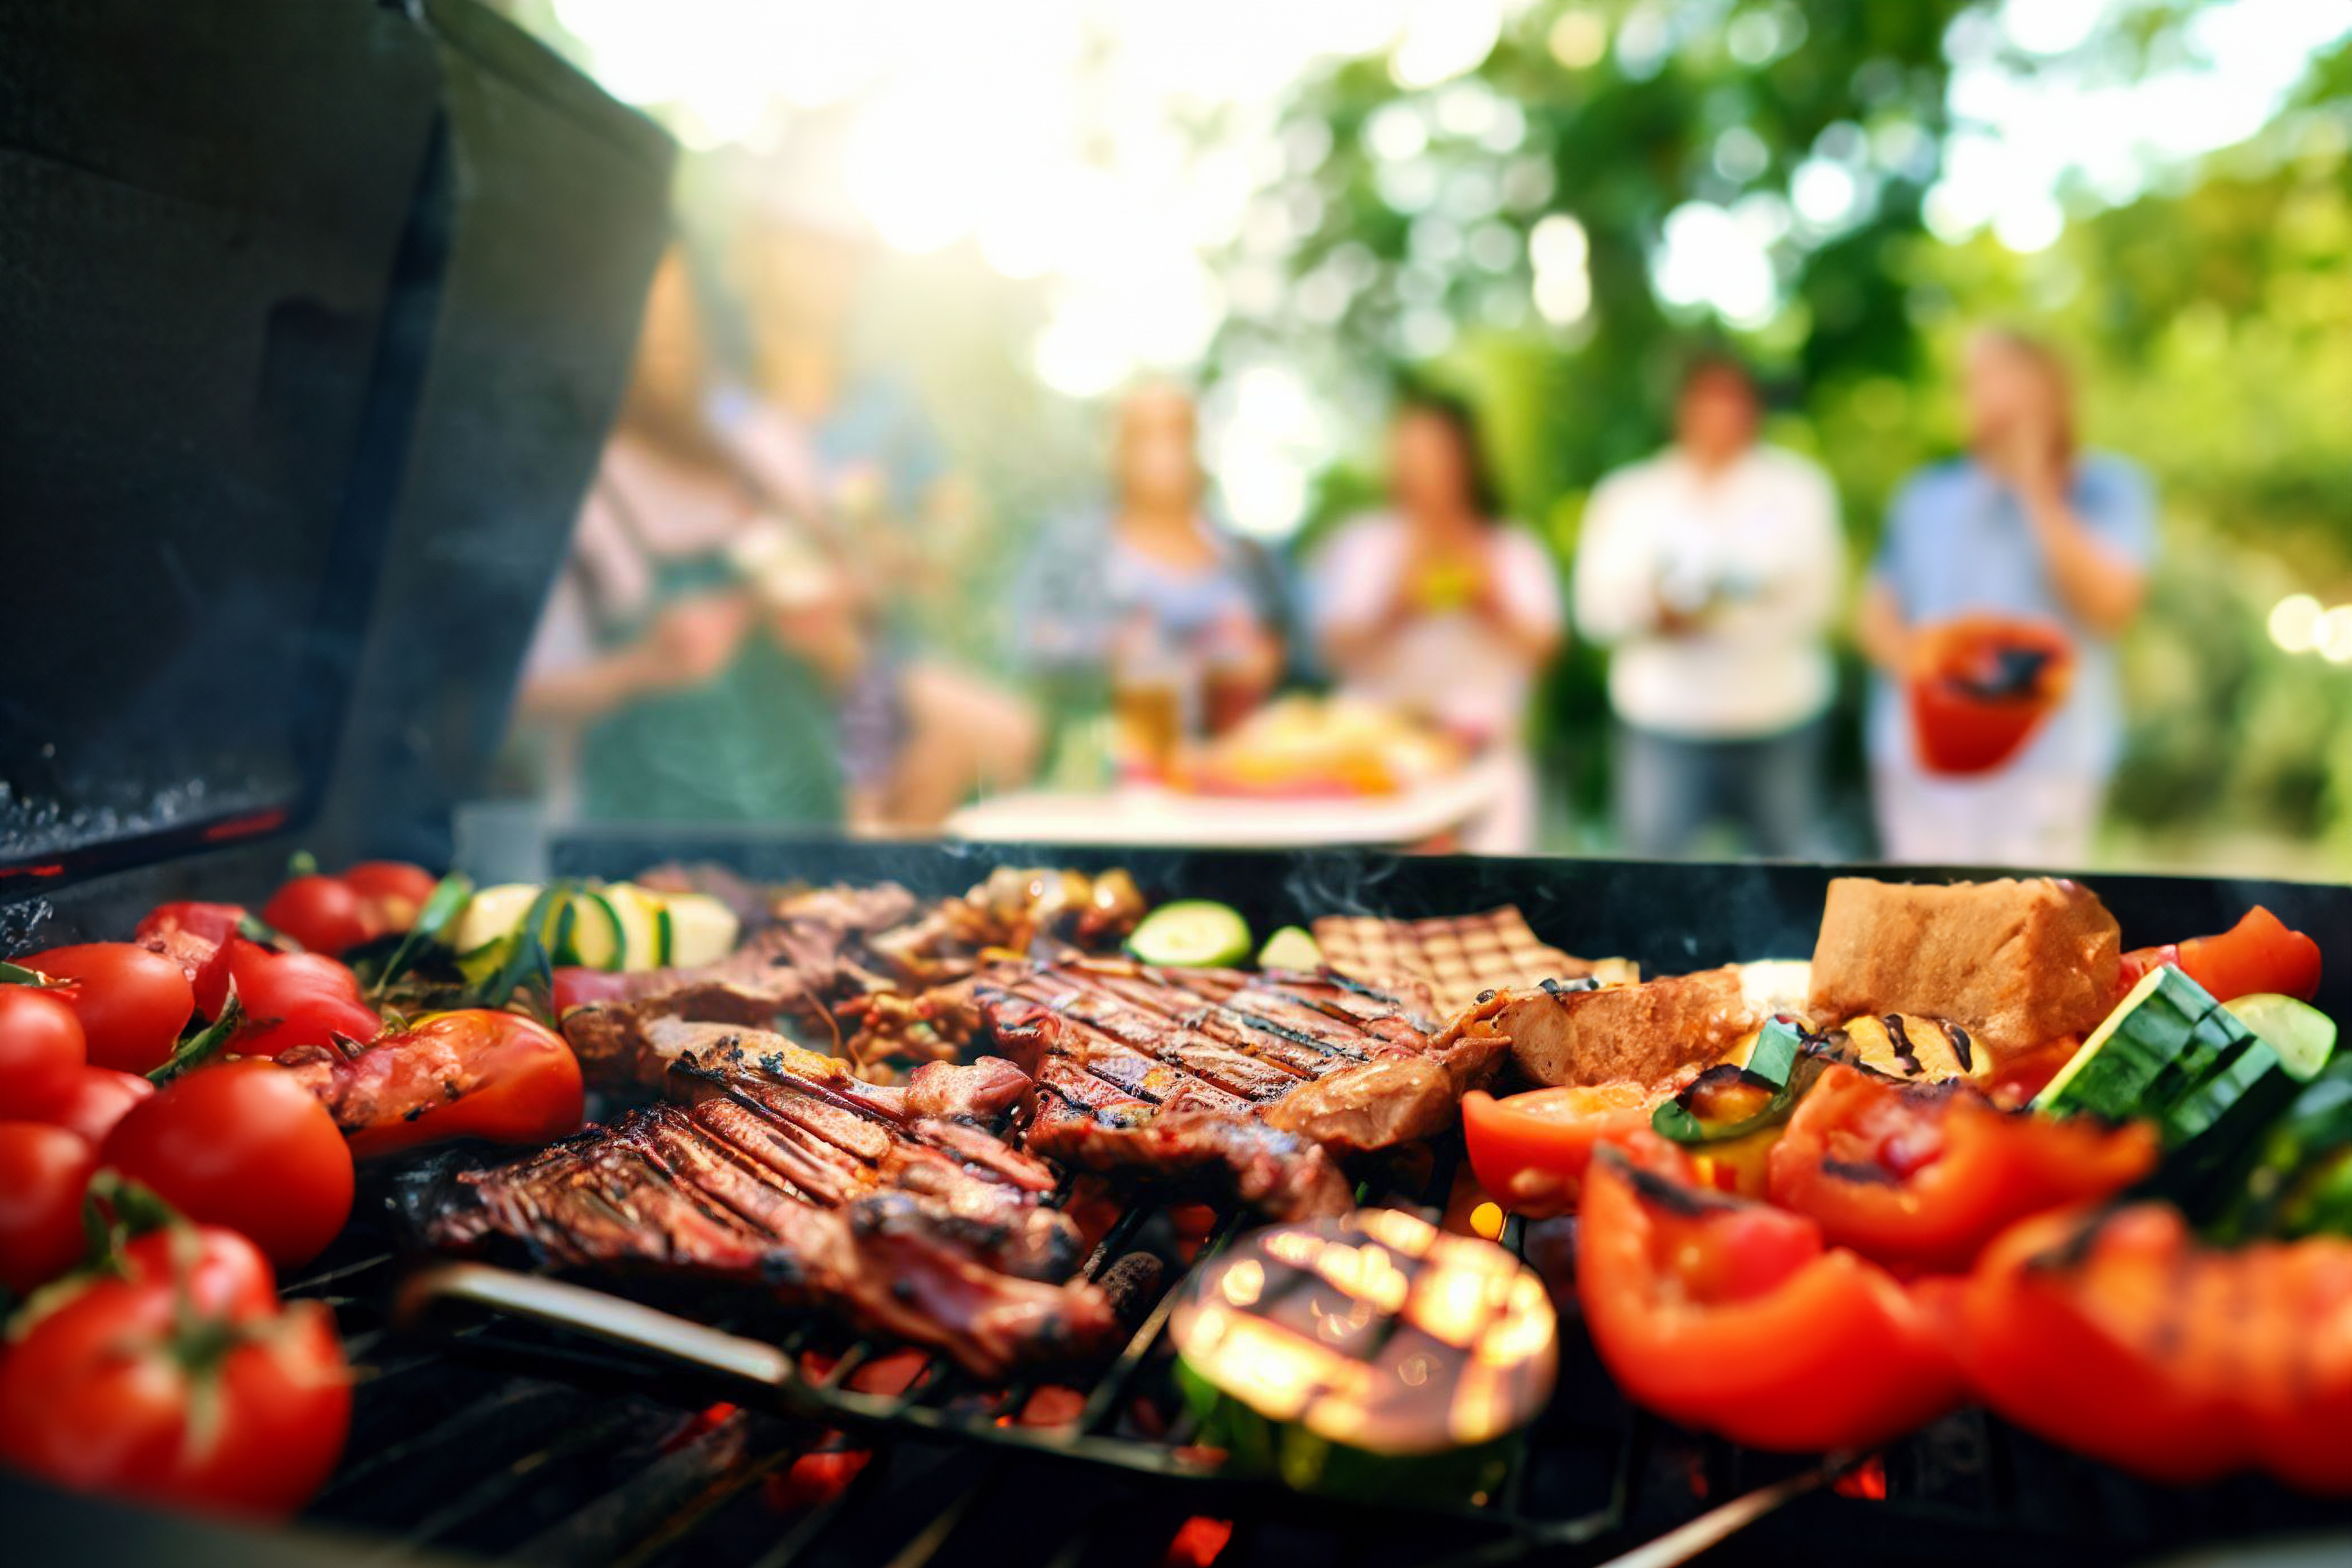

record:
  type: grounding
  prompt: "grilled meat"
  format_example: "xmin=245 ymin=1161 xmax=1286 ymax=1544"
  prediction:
xmin=417 ymin=1035 xmax=1115 ymax=1378
xmin=563 ymin=870 xmax=1143 ymax=1085
xmin=1808 ymin=877 xmax=2122 ymax=1060
xmin=1462 ymin=969 xmax=1760 ymax=1088
xmin=562 ymin=925 xmax=848 ymax=1089
xmin=976 ymin=957 xmax=1501 ymax=1219
xmin=1310 ymin=906 xmax=1637 ymax=1015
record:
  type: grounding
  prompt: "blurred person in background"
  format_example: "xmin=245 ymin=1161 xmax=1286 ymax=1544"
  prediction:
xmin=1860 ymin=328 xmax=2155 ymax=865
xmin=713 ymin=169 xmax=1041 ymax=830
xmin=1310 ymin=392 xmax=1563 ymax=852
xmin=1573 ymin=352 xmax=1843 ymax=859
xmin=515 ymin=243 xmax=851 ymax=825
xmin=1015 ymin=382 xmax=1288 ymax=761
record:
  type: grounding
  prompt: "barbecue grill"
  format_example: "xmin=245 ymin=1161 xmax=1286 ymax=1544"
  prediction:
xmin=9 ymin=6 xmax=2352 ymax=1566
xmin=10 ymin=841 xmax=2352 ymax=1567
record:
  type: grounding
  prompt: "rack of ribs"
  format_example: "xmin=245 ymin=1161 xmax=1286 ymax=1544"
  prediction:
xmin=975 ymin=957 xmax=1506 ymax=1221
xmin=414 ymin=1034 xmax=1118 ymax=1379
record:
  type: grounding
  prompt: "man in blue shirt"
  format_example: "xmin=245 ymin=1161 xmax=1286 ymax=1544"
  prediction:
xmin=1859 ymin=329 xmax=2157 ymax=866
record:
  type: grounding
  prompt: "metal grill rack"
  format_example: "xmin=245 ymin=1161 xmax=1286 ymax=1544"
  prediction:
xmin=292 ymin=1134 xmax=2351 ymax=1568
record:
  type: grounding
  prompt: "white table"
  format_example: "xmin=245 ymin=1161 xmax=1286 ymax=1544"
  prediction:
xmin=946 ymin=750 xmax=1511 ymax=850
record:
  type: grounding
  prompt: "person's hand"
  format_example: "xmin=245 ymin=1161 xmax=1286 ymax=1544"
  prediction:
xmin=640 ymin=592 xmax=751 ymax=690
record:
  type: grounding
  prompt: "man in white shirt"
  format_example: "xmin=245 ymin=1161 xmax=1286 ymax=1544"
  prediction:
xmin=1572 ymin=353 xmax=1844 ymax=858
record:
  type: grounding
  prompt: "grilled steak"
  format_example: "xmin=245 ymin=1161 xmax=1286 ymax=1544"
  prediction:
xmin=976 ymin=957 xmax=1504 ymax=1220
xmin=561 ymin=925 xmax=849 ymax=1089
xmin=418 ymin=1035 xmax=1115 ymax=1378
xmin=562 ymin=870 xmax=1145 ymax=1085
xmin=1808 ymin=877 xmax=2122 ymax=1059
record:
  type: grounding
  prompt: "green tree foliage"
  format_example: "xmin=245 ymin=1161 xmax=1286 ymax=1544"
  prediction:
xmin=1226 ymin=4 xmax=2352 ymax=869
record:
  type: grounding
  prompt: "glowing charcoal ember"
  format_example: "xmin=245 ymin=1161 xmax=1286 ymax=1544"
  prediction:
xmin=1170 ymin=1209 xmax=1557 ymax=1500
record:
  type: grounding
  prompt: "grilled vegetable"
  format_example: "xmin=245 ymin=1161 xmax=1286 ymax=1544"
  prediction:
xmin=452 ymin=882 xmax=739 ymax=975
xmin=1817 ymin=1012 xmax=1989 ymax=1082
xmin=1170 ymin=1208 xmax=1556 ymax=1502
xmin=2038 ymin=965 xmax=2307 ymax=1201
xmin=2224 ymin=992 xmax=2337 ymax=1082
xmin=1256 ymin=925 xmax=1323 ymax=971
xmin=1462 ymin=1081 xmax=1663 ymax=1216
xmin=2214 ymin=1055 xmax=2352 ymax=1241
xmin=1127 ymin=900 xmax=1252 ymax=968
xmin=1577 ymin=1137 xmax=1963 ymax=1453
xmin=2118 ymin=905 xmax=2323 ymax=1005
xmin=1651 ymin=1018 xmax=1816 ymax=1145
xmin=1956 ymin=1202 xmax=2352 ymax=1493
xmin=1768 ymin=1063 xmax=2156 ymax=1271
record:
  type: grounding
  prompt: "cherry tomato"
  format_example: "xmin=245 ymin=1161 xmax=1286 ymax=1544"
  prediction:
xmin=47 ymin=1066 xmax=156 ymax=1147
xmin=262 ymin=875 xmax=369 ymax=958
xmin=16 ymin=944 xmax=195 ymax=1074
xmin=0 ymin=1234 xmax=349 ymax=1518
xmin=101 ymin=1060 xmax=355 ymax=1269
xmin=341 ymin=861 xmax=438 ymax=937
xmin=134 ymin=901 xmax=247 ymax=1019
xmin=0 ymin=1121 xmax=98 ymax=1292
xmin=225 ymin=940 xmax=379 ymax=1057
xmin=117 ymin=1225 xmax=279 ymax=1319
xmin=0 ymin=984 xmax=88 ymax=1119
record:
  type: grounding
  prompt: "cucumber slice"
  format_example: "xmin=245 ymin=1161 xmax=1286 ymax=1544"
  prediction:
xmin=660 ymin=893 xmax=740 ymax=968
xmin=2038 ymin=965 xmax=2236 ymax=1118
xmin=606 ymin=884 xmax=667 ymax=971
xmin=2224 ymin=993 xmax=2337 ymax=1082
xmin=452 ymin=884 xmax=546 ymax=957
xmin=1129 ymin=901 xmax=1252 ymax=968
xmin=562 ymin=889 xmax=626 ymax=971
xmin=1257 ymin=925 xmax=1323 ymax=971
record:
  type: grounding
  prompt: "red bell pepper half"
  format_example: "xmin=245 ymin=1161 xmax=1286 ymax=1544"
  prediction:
xmin=1575 ymin=1136 xmax=1965 ymax=1452
xmin=1768 ymin=1064 xmax=2157 ymax=1273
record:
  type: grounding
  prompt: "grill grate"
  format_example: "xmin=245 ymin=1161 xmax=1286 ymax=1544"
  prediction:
xmin=280 ymin=1129 xmax=2350 ymax=1568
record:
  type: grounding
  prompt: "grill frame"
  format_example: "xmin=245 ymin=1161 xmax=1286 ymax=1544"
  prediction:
xmin=11 ymin=835 xmax=2352 ymax=1567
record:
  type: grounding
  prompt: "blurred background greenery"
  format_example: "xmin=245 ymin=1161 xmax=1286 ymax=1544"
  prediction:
xmin=502 ymin=0 xmax=2352 ymax=874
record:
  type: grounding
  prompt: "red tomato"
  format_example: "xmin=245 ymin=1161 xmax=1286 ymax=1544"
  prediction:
xmin=1576 ymin=1136 xmax=1965 ymax=1452
xmin=225 ymin=940 xmax=379 ymax=1057
xmin=0 ymin=1121 xmax=98 ymax=1292
xmin=0 ymin=1241 xmax=349 ymax=1517
xmin=134 ymin=901 xmax=247 ymax=1019
xmin=116 ymin=1225 xmax=279 ymax=1318
xmin=1767 ymin=1064 xmax=2157 ymax=1273
xmin=0 ymin=984 xmax=88 ymax=1119
xmin=341 ymin=861 xmax=438 ymax=937
xmin=1461 ymin=1082 xmax=1662 ymax=1217
xmin=282 ymin=1009 xmax=584 ymax=1158
xmin=47 ymin=1066 xmax=156 ymax=1147
xmin=262 ymin=875 xmax=369 ymax=958
xmin=100 ymin=1060 xmax=355 ymax=1269
xmin=17 ymin=944 xmax=195 ymax=1074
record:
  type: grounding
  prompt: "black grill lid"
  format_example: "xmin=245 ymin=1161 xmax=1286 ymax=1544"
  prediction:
xmin=0 ymin=0 xmax=674 ymax=884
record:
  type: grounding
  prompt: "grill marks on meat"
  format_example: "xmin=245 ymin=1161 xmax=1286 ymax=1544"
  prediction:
xmin=976 ymin=958 xmax=1501 ymax=1221
xmin=562 ymin=926 xmax=849 ymax=1089
xmin=419 ymin=1033 xmax=1112 ymax=1378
